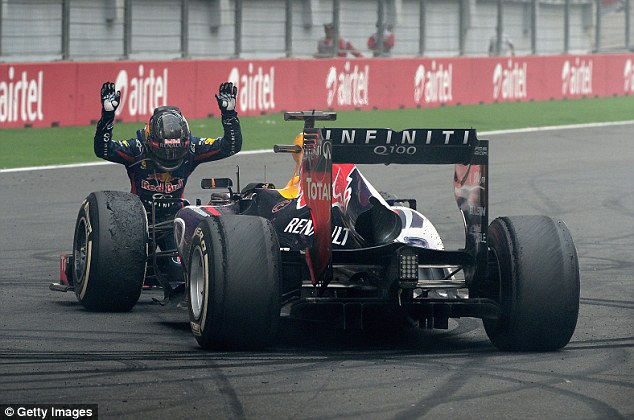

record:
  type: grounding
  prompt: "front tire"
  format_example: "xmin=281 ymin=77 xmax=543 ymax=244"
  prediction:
xmin=73 ymin=191 xmax=147 ymax=312
xmin=188 ymin=215 xmax=281 ymax=350
xmin=483 ymin=216 xmax=580 ymax=351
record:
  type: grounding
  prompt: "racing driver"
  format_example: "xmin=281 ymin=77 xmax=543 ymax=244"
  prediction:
xmin=94 ymin=81 xmax=241 ymax=294
xmin=94 ymin=81 xmax=242 ymax=219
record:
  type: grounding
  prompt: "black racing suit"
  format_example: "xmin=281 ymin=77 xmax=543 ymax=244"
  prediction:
xmin=94 ymin=109 xmax=242 ymax=218
xmin=94 ymin=109 xmax=242 ymax=291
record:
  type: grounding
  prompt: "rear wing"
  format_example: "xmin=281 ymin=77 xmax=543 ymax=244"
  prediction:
xmin=283 ymin=111 xmax=489 ymax=287
xmin=326 ymin=128 xmax=479 ymax=165
xmin=324 ymin=126 xmax=489 ymax=284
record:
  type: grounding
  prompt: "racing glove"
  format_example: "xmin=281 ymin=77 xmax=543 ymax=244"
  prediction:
xmin=215 ymin=82 xmax=238 ymax=117
xmin=100 ymin=82 xmax=121 ymax=113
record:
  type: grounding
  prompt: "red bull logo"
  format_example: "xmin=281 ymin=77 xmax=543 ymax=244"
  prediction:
xmin=141 ymin=177 xmax=183 ymax=193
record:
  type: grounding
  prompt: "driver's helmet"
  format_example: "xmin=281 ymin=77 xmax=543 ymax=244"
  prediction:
xmin=144 ymin=106 xmax=190 ymax=171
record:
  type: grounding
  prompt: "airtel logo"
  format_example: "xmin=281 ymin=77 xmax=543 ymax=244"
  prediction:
xmin=0 ymin=67 xmax=44 ymax=123
xmin=228 ymin=63 xmax=276 ymax=113
xmin=492 ymin=60 xmax=527 ymax=100
xmin=561 ymin=58 xmax=593 ymax=96
xmin=114 ymin=65 xmax=168 ymax=117
xmin=326 ymin=62 xmax=369 ymax=107
xmin=413 ymin=61 xmax=453 ymax=104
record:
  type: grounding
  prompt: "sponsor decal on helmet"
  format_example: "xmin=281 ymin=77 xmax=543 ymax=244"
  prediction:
xmin=163 ymin=138 xmax=181 ymax=146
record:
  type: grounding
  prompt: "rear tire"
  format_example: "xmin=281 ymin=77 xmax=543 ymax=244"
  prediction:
xmin=483 ymin=216 xmax=580 ymax=351
xmin=73 ymin=191 xmax=147 ymax=312
xmin=188 ymin=215 xmax=281 ymax=350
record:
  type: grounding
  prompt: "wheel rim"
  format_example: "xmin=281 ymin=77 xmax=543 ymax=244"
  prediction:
xmin=74 ymin=217 xmax=89 ymax=282
xmin=189 ymin=245 xmax=205 ymax=320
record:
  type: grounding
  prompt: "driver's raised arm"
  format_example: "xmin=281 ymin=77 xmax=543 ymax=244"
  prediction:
xmin=192 ymin=82 xmax=243 ymax=163
xmin=93 ymin=82 xmax=142 ymax=164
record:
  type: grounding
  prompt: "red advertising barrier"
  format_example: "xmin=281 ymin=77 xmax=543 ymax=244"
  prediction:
xmin=0 ymin=54 xmax=632 ymax=129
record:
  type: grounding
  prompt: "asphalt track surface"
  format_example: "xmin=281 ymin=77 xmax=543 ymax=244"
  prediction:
xmin=1 ymin=123 xmax=633 ymax=419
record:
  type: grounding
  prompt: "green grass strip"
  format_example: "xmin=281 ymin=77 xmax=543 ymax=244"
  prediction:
xmin=1 ymin=96 xmax=632 ymax=169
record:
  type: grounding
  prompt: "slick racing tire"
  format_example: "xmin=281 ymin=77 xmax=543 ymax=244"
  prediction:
xmin=73 ymin=191 xmax=148 ymax=312
xmin=188 ymin=215 xmax=281 ymax=350
xmin=483 ymin=216 xmax=580 ymax=351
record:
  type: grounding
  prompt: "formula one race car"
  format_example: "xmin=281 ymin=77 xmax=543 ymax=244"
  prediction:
xmin=52 ymin=111 xmax=580 ymax=352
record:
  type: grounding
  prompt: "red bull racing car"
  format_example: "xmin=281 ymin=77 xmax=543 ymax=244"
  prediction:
xmin=52 ymin=111 xmax=580 ymax=352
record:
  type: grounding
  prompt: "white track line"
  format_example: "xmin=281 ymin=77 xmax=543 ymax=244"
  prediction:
xmin=2 ymin=120 xmax=633 ymax=174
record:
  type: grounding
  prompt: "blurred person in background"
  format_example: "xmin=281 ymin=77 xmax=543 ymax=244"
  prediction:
xmin=315 ymin=23 xmax=364 ymax=58
xmin=368 ymin=24 xmax=395 ymax=57
xmin=488 ymin=32 xmax=515 ymax=56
